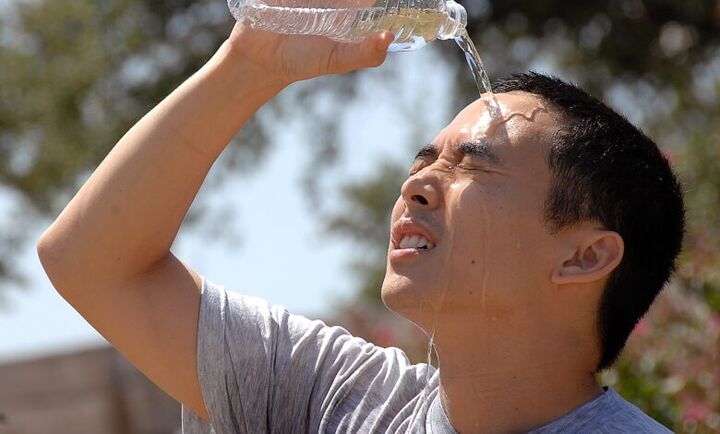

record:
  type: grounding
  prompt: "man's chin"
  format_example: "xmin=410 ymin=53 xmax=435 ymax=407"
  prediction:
xmin=380 ymin=274 xmax=431 ymax=325
xmin=381 ymin=273 xmax=409 ymax=305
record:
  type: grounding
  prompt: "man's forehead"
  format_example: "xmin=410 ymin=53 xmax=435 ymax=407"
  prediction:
xmin=453 ymin=91 xmax=544 ymax=122
xmin=417 ymin=92 xmax=555 ymax=173
xmin=433 ymin=92 xmax=553 ymax=152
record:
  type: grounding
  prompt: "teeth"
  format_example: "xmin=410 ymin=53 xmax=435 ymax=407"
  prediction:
xmin=398 ymin=235 xmax=433 ymax=250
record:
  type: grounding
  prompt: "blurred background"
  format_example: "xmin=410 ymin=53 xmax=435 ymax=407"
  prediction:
xmin=0 ymin=0 xmax=718 ymax=432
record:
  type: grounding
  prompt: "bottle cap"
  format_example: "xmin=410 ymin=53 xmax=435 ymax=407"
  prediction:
xmin=439 ymin=0 xmax=468 ymax=40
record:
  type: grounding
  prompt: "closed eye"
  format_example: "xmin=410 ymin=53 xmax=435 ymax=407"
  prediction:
xmin=458 ymin=154 xmax=505 ymax=175
xmin=457 ymin=163 xmax=487 ymax=172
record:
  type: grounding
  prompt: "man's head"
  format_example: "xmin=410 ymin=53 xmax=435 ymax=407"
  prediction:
xmin=381 ymin=73 xmax=685 ymax=372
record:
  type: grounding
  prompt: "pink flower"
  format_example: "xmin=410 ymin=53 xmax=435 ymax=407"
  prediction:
xmin=374 ymin=327 xmax=396 ymax=346
xmin=708 ymin=313 xmax=720 ymax=334
xmin=632 ymin=318 xmax=650 ymax=338
xmin=682 ymin=403 xmax=713 ymax=422
xmin=661 ymin=149 xmax=675 ymax=164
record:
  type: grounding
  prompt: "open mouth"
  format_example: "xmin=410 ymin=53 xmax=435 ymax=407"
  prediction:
xmin=396 ymin=234 xmax=435 ymax=251
xmin=390 ymin=218 xmax=438 ymax=260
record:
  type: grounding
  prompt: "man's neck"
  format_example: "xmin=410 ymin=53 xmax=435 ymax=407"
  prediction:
xmin=432 ymin=313 xmax=602 ymax=434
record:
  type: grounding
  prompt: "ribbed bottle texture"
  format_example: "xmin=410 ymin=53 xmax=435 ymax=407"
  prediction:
xmin=227 ymin=0 xmax=467 ymax=51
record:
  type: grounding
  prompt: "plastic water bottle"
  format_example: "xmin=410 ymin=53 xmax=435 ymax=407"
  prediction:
xmin=227 ymin=0 xmax=468 ymax=52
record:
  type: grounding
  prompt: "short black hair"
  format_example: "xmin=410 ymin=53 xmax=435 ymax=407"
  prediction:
xmin=493 ymin=72 xmax=685 ymax=371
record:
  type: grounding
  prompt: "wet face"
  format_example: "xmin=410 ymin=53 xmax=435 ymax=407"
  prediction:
xmin=381 ymin=91 xmax=562 ymax=329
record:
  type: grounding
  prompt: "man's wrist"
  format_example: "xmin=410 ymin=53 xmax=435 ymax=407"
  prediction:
xmin=213 ymin=39 xmax=288 ymax=101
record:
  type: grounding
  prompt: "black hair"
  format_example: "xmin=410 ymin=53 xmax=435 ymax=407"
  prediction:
xmin=493 ymin=72 xmax=685 ymax=371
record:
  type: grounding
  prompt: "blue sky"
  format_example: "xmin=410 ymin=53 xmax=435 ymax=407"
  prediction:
xmin=0 ymin=46 xmax=456 ymax=363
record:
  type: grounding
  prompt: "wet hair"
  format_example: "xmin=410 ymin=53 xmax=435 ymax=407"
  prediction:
xmin=493 ymin=72 xmax=685 ymax=371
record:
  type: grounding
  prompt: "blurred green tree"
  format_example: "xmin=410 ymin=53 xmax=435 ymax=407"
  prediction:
xmin=0 ymin=0 xmax=251 ymax=289
xmin=0 ymin=0 xmax=360 ymax=289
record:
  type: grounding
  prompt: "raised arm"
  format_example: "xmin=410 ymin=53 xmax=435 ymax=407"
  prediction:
xmin=37 ymin=23 xmax=392 ymax=420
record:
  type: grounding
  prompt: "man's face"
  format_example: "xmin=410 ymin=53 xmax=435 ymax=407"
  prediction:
xmin=381 ymin=91 xmax=562 ymax=329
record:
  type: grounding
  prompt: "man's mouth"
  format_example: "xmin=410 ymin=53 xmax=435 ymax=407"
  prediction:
xmin=397 ymin=234 xmax=435 ymax=251
xmin=390 ymin=218 xmax=438 ymax=261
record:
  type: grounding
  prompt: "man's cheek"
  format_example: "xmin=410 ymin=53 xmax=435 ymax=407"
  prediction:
xmin=391 ymin=198 xmax=404 ymax=220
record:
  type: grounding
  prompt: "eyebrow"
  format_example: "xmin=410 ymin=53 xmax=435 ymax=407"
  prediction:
xmin=458 ymin=140 xmax=503 ymax=166
xmin=414 ymin=144 xmax=439 ymax=160
xmin=414 ymin=140 xmax=503 ymax=167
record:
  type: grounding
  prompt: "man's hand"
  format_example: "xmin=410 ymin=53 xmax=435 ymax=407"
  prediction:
xmin=226 ymin=22 xmax=394 ymax=87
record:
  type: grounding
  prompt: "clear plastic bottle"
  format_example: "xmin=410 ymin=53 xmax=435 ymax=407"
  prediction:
xmin=227 ymin=0 xmax=468 ymax=52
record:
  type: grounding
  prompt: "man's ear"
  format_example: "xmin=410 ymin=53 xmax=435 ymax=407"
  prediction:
xmin=551 ymin=230 xmax=624 ymax=285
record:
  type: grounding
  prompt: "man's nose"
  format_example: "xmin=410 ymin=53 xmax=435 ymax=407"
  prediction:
xmin=400 ymin=170 xmax=441 ymax=210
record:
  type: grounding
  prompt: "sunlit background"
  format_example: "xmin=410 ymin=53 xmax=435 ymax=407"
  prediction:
xmin=0 ymin=0 xmax=718 ymax=433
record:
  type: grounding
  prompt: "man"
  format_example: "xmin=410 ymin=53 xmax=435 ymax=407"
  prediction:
xmin=38 ymin=21 xmax=683 ymax=433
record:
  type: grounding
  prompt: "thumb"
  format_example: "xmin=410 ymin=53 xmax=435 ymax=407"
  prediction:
xmin=330 ymin=32 xmax=395 ymax=74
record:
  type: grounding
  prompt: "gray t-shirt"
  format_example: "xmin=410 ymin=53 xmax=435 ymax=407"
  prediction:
xmin=182 ymin=277 xmax=672 ymax=433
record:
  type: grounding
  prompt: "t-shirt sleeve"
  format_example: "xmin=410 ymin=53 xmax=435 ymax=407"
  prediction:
xmin=182 ymin=276 xmax=395 ymax=434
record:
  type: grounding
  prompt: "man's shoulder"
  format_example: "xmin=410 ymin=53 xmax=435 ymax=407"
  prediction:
xmin=532 ymin=387 xmax=673 ymax=434
xmin=597 ymin=388 xmax=673 ymax=433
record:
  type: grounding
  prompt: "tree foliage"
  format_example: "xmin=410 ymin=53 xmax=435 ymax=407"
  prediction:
xmin=0 ymin=0 xmax=251 ymax=287
xmin=0 ymin=0 xmax=359 ymax=287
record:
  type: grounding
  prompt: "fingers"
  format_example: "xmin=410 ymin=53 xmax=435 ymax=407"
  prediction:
xmin=372 ymin=31 xmax=396 ymax=56
xmin=330 ymin=31 xmax=395 ymax=74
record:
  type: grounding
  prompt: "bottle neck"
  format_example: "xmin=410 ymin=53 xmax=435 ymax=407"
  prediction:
xmin=438 ymin=0 xmax=467 ymax=40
